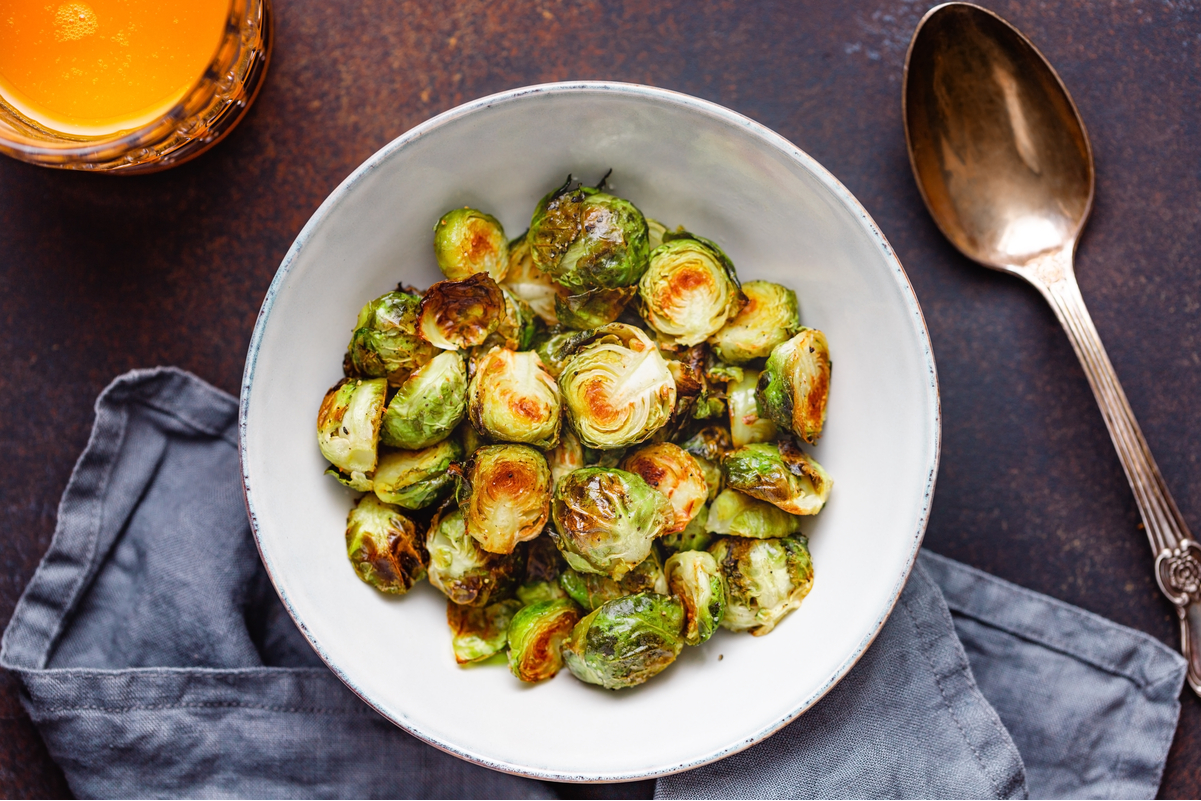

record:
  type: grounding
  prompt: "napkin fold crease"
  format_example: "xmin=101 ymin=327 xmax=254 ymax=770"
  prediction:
xmin=0 ymin=368 xmax=1186 ymax=799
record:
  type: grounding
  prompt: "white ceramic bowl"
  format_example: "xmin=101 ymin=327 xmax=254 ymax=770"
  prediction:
xmin=240 ymin=82 xmax=940 ymax=782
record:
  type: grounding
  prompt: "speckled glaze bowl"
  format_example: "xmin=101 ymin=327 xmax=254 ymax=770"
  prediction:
xmin=240 ymin=82 xmax=940 ymax=782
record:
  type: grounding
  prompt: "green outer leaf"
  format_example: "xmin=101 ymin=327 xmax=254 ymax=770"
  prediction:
xmin=561 ymin=591 xmax=685 ymax=689
xmin=372 ymin=440 xmax=462 ymax=510
xmin=380 ymin=351 xmax=468 ymax=450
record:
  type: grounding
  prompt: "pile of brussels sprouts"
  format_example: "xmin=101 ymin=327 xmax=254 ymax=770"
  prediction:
xmin=318 ymin=175 xmax=833 ymax=690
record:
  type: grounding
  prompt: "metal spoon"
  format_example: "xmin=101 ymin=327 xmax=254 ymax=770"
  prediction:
xmin=903 ymin=1 xmax=1201 ymax=695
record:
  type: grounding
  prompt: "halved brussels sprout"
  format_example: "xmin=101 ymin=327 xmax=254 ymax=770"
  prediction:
xmin=380 ymin=351 xmax=468 ymax=450
xmin=345 ymin=289 xmax=438 ymax=385
xmin=646 ymin=218 xmax=668 ymax=251
xmin=706 ymin=488 xmax=803 ymax=538
xmin=709 ymin=534 xmax=814 ymax=635
xmin=345 ymin=494 xmax=427 ymax=594
xmin=551 ymin=467 xmax=672 ymax=578
xmin=434 ymin=207 xmax=509 ymax=282
xmin=559 ymin=548 xmax=668 ymax=611
xmin=458 ymin=444 xmax=551 ymax=554
xmin=426 ymin=506 xmax=524 ymax=606
xmin=545 ymin=428 xmax=585 ymax=490
xmin=757 ymin=328 xmax=831 ymax=444
xmin=678 ymin=425 xmax=732 ymax=501
xmin=562 ymin=591 xmax=686 ymax=689
xmin=482 ymin=288 xmax=540 ymax=352
xmin=558 ymin=323 xmax=676 ymax=449
xmin=554 ymin=286 xmax=637 ymax=330
xmin=317 ymin=377 xmax=387 ymax=477
xmin=638 ymin=236 xmax=744 ymax=347
xmin=620 ymin=442 xmax=708 ymax=534
xmin=529 ymin=179 xmax=651 ymax=291
xmin=728 ymin=369 xmax=776 ymax=448
xmin=709 ymin=280 xmax=801 ymax=364
xmin=721 ymin=442 xmax=833 ymax=515
xmin=658 ymin=506 xmax=713 ymax=557
xmin=503 ymin=234 xmax=569 ymax=325
xmin=507 ymin=598 xmax=582 ymax=682
xmin=468 ymin=348 xmax=562 ymax=448
xmin=665 ymin=550 xmax=726 ymax=645
xmin=447 ymin=598 xmax=522 ymax=664
xmin=418 ymin=273 xmax=505 ymax=350
xmin=372 ymin=439 xmax=462 ymax=510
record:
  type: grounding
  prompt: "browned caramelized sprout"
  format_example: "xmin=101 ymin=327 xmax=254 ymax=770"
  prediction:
xmin=757 ymin=327 xmax=831 ymax=444
xmin=710 ymin=534 xmax=814 ymax=635
xmin=318 ymin=377 xmax=387 ymax=480
xmin=434 ymin=207 xmax=509 ymax=282
xmin=638 ymin=234 xmax=744 ymax=347
xmin=345 ymin=494 xmax=427 ymax=594
xmin=468 ymin=348 xmax=562 ymax=448
xmin=721 ymin=442 xmax=833 ymax=516
xmin=418 ymin=273 xmax=505 ymax=350
xmin=447 ymin=598 xmax=522 ymax=664
xmin=426 ymin=506 xmax=525 ymax=606
xmin=709 ymin=280 xmax=801 ymax=364
xmin=345 ymin=289 xmax=438 ymax=385
xmin=620 ymin=442 xmax=709 ymax=534
xmin=459 ymin=444 xmax=553 ymax=554
xmin=507 ymin=598 xmax=582 ymax=682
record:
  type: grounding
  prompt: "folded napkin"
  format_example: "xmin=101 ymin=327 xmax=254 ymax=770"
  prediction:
xmin=0 ymin=368 xmax=1186 ymax=799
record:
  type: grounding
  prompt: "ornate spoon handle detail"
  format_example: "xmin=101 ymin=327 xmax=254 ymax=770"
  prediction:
xmin=1022 ymin=248 xmax=1201 ymax=695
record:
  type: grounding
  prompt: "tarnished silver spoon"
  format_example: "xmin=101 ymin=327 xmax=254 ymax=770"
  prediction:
xmin=903 ymin=1 xmax=1201 ymax=694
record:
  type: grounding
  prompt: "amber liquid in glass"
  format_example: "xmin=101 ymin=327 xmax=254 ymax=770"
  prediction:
xmin=0 ymin=0 xmax=230 ymax=136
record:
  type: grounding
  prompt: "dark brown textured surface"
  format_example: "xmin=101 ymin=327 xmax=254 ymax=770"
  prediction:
xmin=0 ymin=0 xmax=1198 ymax=797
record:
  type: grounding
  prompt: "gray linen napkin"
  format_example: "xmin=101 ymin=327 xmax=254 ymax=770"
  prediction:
xmin=0 ymin=368 xmax=1187 ymax=799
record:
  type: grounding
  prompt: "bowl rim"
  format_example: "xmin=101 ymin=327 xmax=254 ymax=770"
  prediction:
xmin=239 ymin=80 xmax=942 ymax=783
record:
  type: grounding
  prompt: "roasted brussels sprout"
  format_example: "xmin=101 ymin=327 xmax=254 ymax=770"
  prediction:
xmin=646 ymin=218 xmax=668 ymax=251
xmin=638 ymin=236 xmax=744 ymax=347
xmin=503 ymin=234 xmax=569 ymax=325
xmin=426 ymin=506 xmax=524 ymax=606
xmin=562 ymin=592 xmax=686 ymax=689
xmin=558 ymin=323 xmax=676 ymax=449
xmin=757 ymin=328 xmax=831 ymax=444
xmin=554 ymin=286 xmax=637 ymax=330
xmin=721 ymin=442 xmax=833 ymax=515
xmin=317 ymin=377 xmax=387 ymax=478
xmin=559 ymin=549 xmax=668 ymax=611
xmin=483 ymin=288 xmax=540 ymax=352
xmin=372 ymin=439 xmax=462 ymax=510
xmin=529 ymin=179 xmax=650 ymax=291
xmin=665 ymin=550 xmax=726 ymax=645
xmin=447 ymin=598 xmax=522 ymax=664
xmin=678 ymin=425 xmax=732 ymax=501
xmin=380 ymin=351 xmax=468 ymax=450
xmin=545 ymin=428 xmax=585 ymax=489
xmin=434 ymin=207 xmax=509 ymax=282
xmin=706 ymin=488 xmax=803 ymax=538
xmin=346 ymin=289 xmax=438 ymax=385
xmin=620 ymin=442 xmax=708 ymax=534
xmin=550 ymin=467 xmax=673 ymax=579
xmin=458 ymin=444 xmax=552 ymax=554
xmin=345 ymin=494 xmax=427 ymax=594
xmin=507 ymin=598 xmax=581 ymax=682
xmin=658 ymin=506 xmax=713 ymax=556
xmin=468 ymin=348 xmax=562 ymax=448
xmin=709 ymin=280 xmax=801 ymax=364
xmin=534 ymin=327 xmax=592 ymax=378
xmin=709 ymin=534 xmax=813 ymax=635
xmin=418 ymin=273 xmax=505 ymax=350
xmin=728 ymin=369 xmax=777 ymax=447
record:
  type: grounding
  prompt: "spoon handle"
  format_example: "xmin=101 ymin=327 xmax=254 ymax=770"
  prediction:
xmin=1029 ymin=251 xmax=1201 ymax=695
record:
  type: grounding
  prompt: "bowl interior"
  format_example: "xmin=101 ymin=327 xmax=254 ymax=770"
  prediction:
xmin=241 ymin=83 xmax=939 ymax=781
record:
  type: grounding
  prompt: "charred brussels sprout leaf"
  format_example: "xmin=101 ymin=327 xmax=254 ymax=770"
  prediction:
xmin=372 ymin=439 xmax=462 ymax=510
xmin=426 ymin=506 xmax=524 ymax=606
xmin=709 ymin=280 xmax=801 ymax=364
xmin=524 ymin=532 xmax=567 ymax=584
xmin=545 ymin=428 xmax=585 ymax=490
xmin=503 ymin=233 xmax=570 ymax=326
xmin=418 ymin=273 xmax=506 ymax=350
xmin=721 ymin=442 xmax=833 ymax=515
xmin=534 ymin=327 xmax=592 ymax=378
xmin=468 ymin=348 xmax=562 ymax=448
xmin=658 ymin=506 xmax=713 ymax=556
xmin=665 ymin=550 xmax=726 ymax=645
xmin=562 ymin=591 xmax=685 ymax=689
xmin=434 ymin=208 xmax=509 ymax=282
xmin=554 ymin=286 xmax=637 ymax=330
xmin=559 ymin=549 xmax=668 ymax=611
xmin=550 ymin=467 xmax=673 ymax=579
xmin=508 ymin=598 xmax=581 ymax=682
xmin=706 ymin=488 xmax=803 ymax=538
xmin=318 ymin=377 xmax=387 ymax=477
xmin=447 ymin=598 xmax=522 ymax=664
xmin=728 ymin=369 xmax=777 ymax=447
xmin=757 ymin=328 xmax=831 ymax=444
xmin=620 ymin=442 xmax=709 ymax=534
xmin=380 ymin=351 xmax=468 ymax=450
xmin=529 ymin=180 xmax=651 ymax=292
xmin=710 ymin=535 xmax=813 ymax=635
xmin=458 ymin=444 xmax=552 ymax=554
xmin=558 ymin=323 xmax=676 ymax=450
xmin=638 ymin=236 xmax=744 ymax=347
xmin=346 ymin=290 xmax=438 ymax=385
xmin=345 ymin=494 xmax=427 ymax=594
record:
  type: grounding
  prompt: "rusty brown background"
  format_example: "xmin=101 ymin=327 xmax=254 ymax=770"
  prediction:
xmin=1 ymin=0 xmax=1199 ymax=797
